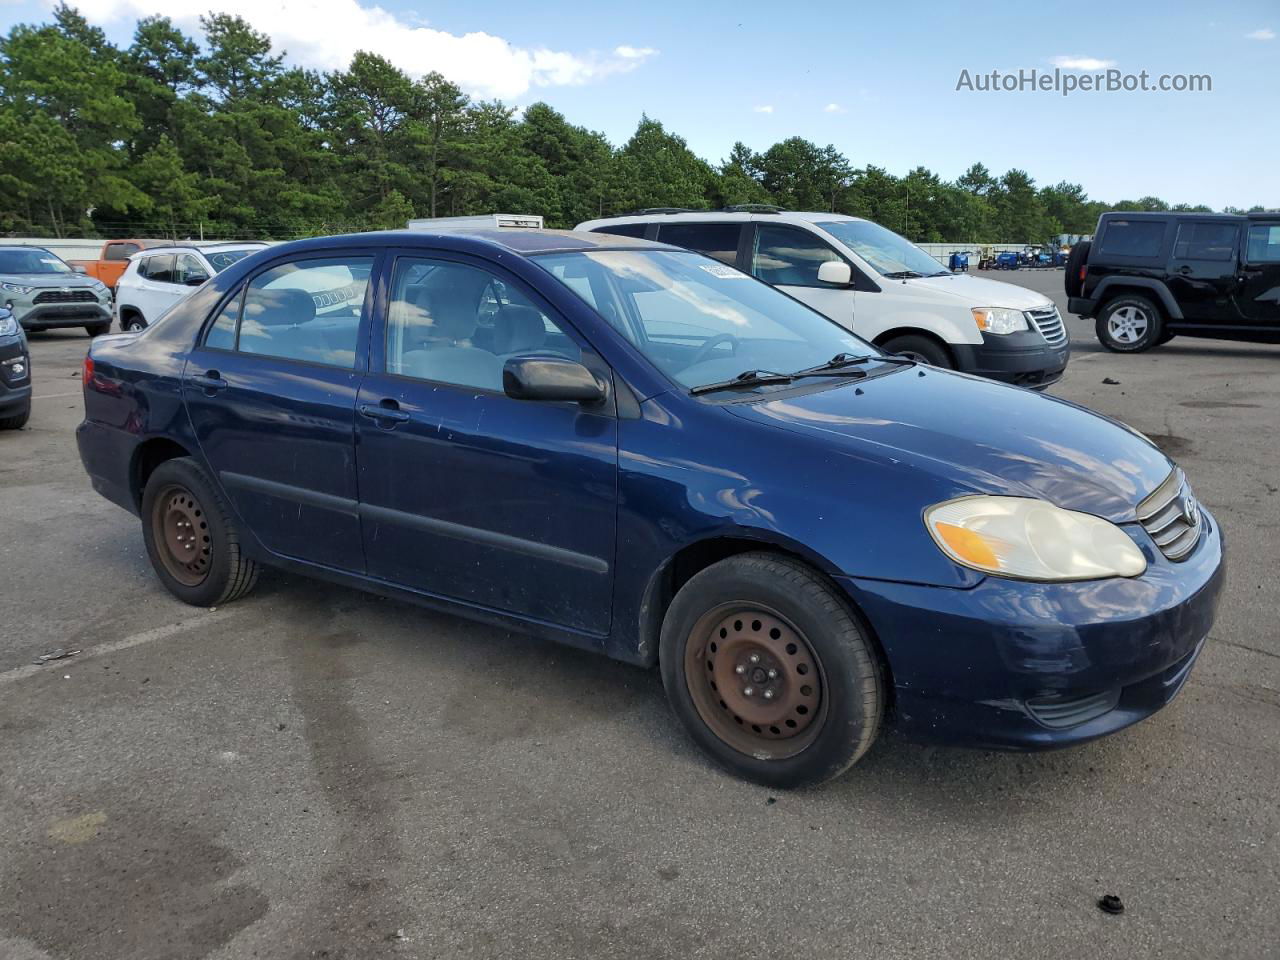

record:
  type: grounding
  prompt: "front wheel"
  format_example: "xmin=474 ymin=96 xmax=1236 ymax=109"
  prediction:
xmin=880 ymin=333 xmax=953 ymax=368
xmin=141 ymin=457 xmax=260 ymax=606
xmin=659 ymin=553 xmax=884 ymax=788
xmin=1096 ymin=295 xmax=1164 ymax=353
xmin=0 ymin=402 xmax=30 ymax=430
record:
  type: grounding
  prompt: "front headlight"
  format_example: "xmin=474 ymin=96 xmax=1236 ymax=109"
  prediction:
xmin=0 ymin=315 xmax=17 ymax=337
xmin=0 ymin=281 xmax=34 ymax=296
xmin=925 ymin=496 xmax=1147 ymax=581
xmin=972 ymin=307 xmax=1028 ymax=335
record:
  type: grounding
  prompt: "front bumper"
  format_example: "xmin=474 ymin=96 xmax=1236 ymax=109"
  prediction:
xmin=839 ymin=507 xmax=1225 ymax=750
xmin=951 ymin=330 xmax=1070 ymax=389
xmin=0 ymin=335 xmax=31 ymax=413
xmin=14 ymin=301 xmax=112 ymax=330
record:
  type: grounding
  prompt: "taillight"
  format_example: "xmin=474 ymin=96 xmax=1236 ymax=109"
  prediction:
xmin=1080 ymin=265 xmax=1088 ymax=283
xmin=82 ymin=354 xmax=94 ymax=385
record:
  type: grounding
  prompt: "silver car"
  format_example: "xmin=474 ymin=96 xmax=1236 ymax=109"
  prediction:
xmin=0 ymin=246 xmax=113 ymax=336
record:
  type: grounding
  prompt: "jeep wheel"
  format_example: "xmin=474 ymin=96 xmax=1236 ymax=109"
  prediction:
xmin=659 ymin=553 xmax=884 ymax=788
xmin=1096 ymin=295 xmax=1164 ymax=353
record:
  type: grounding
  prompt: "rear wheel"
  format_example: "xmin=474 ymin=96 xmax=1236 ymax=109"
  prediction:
xmin=880 ymin=333 xmax=952 ymax=368
xmin=141 ymin=457 xmax=259 ymax=606
xmin=1096 ymin=295 xmax=1164 ymax=353
xmin=0 ymin=402 xmax=30 ymax=430
xmin=659 ymin=553 xmax=884 ymax=788
xmin=121 ymin=313 xmax=146 ymax=333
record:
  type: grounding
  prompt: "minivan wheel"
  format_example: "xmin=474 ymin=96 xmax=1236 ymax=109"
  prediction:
xmin=880 ymin=334 xmax=952 ymax=368
xmin=141 ymin=457 xmax=259 ymax=606
xmin=1097 ymin=295 xmax=1164 ymax=352
xmin=659 ymin=553 xmax=884 ymax=788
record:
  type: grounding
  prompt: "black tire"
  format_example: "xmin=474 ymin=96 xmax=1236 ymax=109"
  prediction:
xmin=0 ymin=402 xmax=30 ymax=430
xmin=1064 ymin=241 xmax=1091 ymax=299
xmin=120 ymin=313 xmax=146 ymax=333
xmin=141 ymin=457 xmax=260 ymax=606
xmin=85 ymin=323 xmax=110 ymax=337
xmin=880 ymin=333 xmax=952 ymax=368
xmin=1096 ymin=294 xmax=1165 ymax=353
xmin=659 ymin=552 xmax=884 ymax=788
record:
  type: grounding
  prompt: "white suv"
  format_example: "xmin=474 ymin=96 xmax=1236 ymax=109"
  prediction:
xmin=115 ymin=243 xmax=267 ymax=331
xmin=576 ymin=209 xmax=1070 ymax=388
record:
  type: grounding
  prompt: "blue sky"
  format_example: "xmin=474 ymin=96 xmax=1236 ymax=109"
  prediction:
xmin=4 ymin=0 xmax=1276 ymax=209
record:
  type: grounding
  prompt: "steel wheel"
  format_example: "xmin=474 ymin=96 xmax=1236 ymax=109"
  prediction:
xmin=683 ymin=604 xmax=827 ymax=759
xmin=1107 ymin=305 xmax=1149 ymax=344
xmin=150 ymin=483 xmax=212 ymax=587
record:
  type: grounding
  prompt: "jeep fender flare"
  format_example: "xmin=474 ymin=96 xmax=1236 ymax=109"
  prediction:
xmin=1092 ymin=277 xmax=1184 ymax=320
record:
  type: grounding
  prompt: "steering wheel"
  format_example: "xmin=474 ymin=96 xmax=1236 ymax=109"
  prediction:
xmin=689 ymin=333 xmax=740 ymax=367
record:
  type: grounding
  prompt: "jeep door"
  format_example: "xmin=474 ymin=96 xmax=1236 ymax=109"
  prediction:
xmin=1237 ymin=221 xmax=1280 ymax=330
xmin=1166 ymin=219 xmax=1241 ymax=323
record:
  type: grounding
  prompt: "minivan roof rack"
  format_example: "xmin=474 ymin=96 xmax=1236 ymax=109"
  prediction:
xmin=627 ymin=207 xmax=702 ymax=216
xmin=720 ymin=204 xmax=784 ymax=213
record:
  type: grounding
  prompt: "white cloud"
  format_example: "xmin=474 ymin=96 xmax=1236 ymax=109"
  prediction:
xmin=823 ymin=102 xmax=844 ymax=113
xmin=753 ymin=105 xmax=774 ymax=114
xmin=1050 ymin=55 xmax=1117 ymax=70
xmin=67 ymin=0 xmax=657 ymax=99
xmin=1245 ymin=28 xmax=1275 ymax=40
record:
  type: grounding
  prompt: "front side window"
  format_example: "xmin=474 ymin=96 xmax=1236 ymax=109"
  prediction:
xmin=1173 ymin=222 xmax=1237 ymax=261
xmin=1245 ymin=224 xmax=1280 ymax=264
xmin=174 ymin=254 xmax=210 ymax=285
xmin=657 ymin=223 xmax=741 ymax=266
xmin=385 ymin=258 xmax=580 ymax=391
xmin=814 ymin=220 xmax=949 ymax=278
xmin=223 ymin=256 xmax=372 ymax=368
xmin=1099 ymin=220 xmax=1166 ymax=258
xmin=752 ymin=225 xmax=845 ymax=287
xmin=143 ymin=255 xmax=175 ymax=283
xmin=536 ymin=249 xmax=870 ymax=390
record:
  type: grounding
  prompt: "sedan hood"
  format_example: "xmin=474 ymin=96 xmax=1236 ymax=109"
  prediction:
xmin=726 ymin=367 xmax=1173 ymax=522
xmin=904 ymin=273 xmax=1055 ymax=310
xmin=1 ymin=273 xmax=103 ymax=288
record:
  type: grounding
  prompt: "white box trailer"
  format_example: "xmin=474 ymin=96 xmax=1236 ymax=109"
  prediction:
xmin=406 ymin=214 xmax=544 ymax=232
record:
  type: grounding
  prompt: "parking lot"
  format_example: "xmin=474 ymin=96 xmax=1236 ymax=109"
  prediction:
xmin=1 ymin=268 xmax=1277 ymax=960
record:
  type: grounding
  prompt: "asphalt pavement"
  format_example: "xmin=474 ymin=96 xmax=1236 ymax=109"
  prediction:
xmin=1 ymin=269 xmax=1277 ymax=960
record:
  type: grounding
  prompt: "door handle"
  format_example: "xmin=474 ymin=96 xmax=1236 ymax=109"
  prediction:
xmin=359 ymin=401 xmax=411 ymax=424
xmin=191 ymin=370 xmax=227 ymax=392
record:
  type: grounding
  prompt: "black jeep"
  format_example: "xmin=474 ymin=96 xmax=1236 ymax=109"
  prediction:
xmin=1067 ymin=211 xmax=1280 ymax=352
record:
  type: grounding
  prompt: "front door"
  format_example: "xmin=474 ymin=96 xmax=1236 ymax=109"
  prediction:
xmin=1166 ymin=219 xmax=1241 ymax=322
xmin=749 ymin=223 xmax=857 ymax=330
xmin=355 ymin=252 xmax=618 ymax=635
xmin=1237 ymin=221 xmax=1280 ymax=327
xmin=182 ymin=251 xmax=377 ymax=572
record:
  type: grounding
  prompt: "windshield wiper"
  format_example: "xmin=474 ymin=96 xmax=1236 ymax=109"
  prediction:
xmin=882 ymin=270 xmax=924 ymax=280
xmin=792 ymin=352 xmax=916 ymax=376
xmin=690 ymin=369 xmax=794 ymax=395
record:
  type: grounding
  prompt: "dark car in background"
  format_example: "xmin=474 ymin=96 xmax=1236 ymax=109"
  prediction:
xmin=1067 ymin=211 xmax=1280 ymax=352
xmin=77 ymin=228 xmax=1223 ymax=787
xmin=0 ymin=305 xmax=31 ymax=429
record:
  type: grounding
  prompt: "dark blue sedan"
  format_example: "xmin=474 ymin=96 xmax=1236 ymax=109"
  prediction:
xmin=76 ymin=229 xmax=1224 ymax=786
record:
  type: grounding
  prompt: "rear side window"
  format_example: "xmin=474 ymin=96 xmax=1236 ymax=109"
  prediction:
xmin=105 ymin=243 xmax=139 ymax=261
xmin=592 ymin=223 xmax=648 ymax=239
xmin=142 ymin=254 xmax=175 ymax=282
xmin=1098 ymin=220 xmax=1166 ymax=258
xmin=207 ymin=256 xmax=372 ymax=368
xmin=752 ymin=225 xmax=844 ymax=287
xmin=1173 ymin=222 xmax=1237 ymax=261
xmin=656 ymin=223 xmax=741 ymax=266
xmin=1245 ymin=224 xmax=1280 ymax=263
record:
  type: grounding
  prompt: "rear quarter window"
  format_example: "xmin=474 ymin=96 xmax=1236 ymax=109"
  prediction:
xmin=1098 ymin=220 xmax=1167 ymax=258
xmin=592 ymin=223 xmax=649 ymax=239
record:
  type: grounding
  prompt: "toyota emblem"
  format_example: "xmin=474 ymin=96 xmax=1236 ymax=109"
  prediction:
xmin=1180 ymin=493 xmax=1199 ymax=527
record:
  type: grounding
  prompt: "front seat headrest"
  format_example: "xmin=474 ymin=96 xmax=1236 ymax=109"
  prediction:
xmin=247 ymin=288 xmax=316 ymax=327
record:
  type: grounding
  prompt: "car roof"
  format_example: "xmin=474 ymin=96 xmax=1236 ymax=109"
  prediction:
xmin=1099 ymin=211 xmax=1242 ymax=221
xmin=133 ymin=242 xmax=267 ymax=257
xmin=257 ymin=228 xmax=679 ymax=260
xmin=578 ymin=210 xmax=868 ymax=229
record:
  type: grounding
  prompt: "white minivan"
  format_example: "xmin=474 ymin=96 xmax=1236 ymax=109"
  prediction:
xmin=576 ymin=210 xmax=1070 ymax=387
xmin=115 ymin=243 xmax=268 ymax=331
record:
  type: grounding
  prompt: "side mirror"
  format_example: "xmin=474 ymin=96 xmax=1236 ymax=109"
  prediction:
xmin=503 ymin=356 xmax=605 ymax=403
xmin=71 ymin=265 xmax=87 ymax=275
xmin=817 ymin=260 xmax=852 ymax=285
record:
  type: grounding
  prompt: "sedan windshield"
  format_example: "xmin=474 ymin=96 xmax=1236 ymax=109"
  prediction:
xmin=0 ymin=249 xmax=74 ymax=275
xmin=815 ymin=220 xmax=949 ymax=278
xmin=536 ymin=250 xmax=876 ymax=390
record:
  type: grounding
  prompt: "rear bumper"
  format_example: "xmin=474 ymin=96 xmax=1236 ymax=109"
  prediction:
xmin=18 ymin=303 xmax=111 ymax=329
xmin=76 ymin=419 xmax=141 ymax=515
xmin=838 ymin=507 xmax=1225 ymax=750
xmin=951 ymin=331 xmax=1070 ymax=389
xmin=1068 ymin=296 xmax=1096 ymax=317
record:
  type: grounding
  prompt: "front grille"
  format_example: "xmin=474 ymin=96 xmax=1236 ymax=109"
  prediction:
xmin=33 ymin=289 xmax=97 ymax=304
xmin=1027 ymin=688 xmax=1121 ymax=729
xmin=1137 ymin=469 xmax=1203 ymax=562
xmin=1027 ymin=306 xmax=1068 ymax=346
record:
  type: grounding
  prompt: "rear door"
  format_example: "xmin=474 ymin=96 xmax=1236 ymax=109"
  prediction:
xmin=1166 ymin=219 xmax=1241 ymax=322
xmin=354 ymin=249 xmax=618 ymax=635
xmin=748 ymin=223 xmax=856 ymax=329
xmin=133 ymin=254 xmax=179 ymax=324
xmin=1237 ymin=221 xmax=1280 ymax=328
xmin=182 ymin=249 xmax=378 ymax=572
